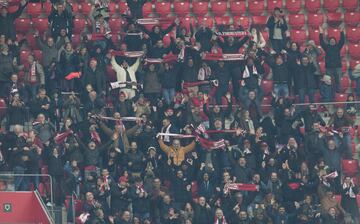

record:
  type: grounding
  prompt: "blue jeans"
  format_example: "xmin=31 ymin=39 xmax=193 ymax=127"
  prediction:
xmin=14 ymin=166 xmax=29 ymax=191
xmin=273 ymin=83 xmax=289 ymax=98
xmin=334 ymin=133 xmax=352 ymax=159
xmin=298 ymin=88 xmax=315 ymax=103
xmin=162 ymin=88 xmax=175 ymax=105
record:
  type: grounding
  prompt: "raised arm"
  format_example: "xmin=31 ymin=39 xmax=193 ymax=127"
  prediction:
xmin=162 ymin=23 xmax=176 ymax=36
xmin=338 ymin=31 xmax=345 ymax=49
xmin=130 ymin=57 xmax=141 ymax=72
xmin=183 ymin=140 xmax=196 ymax=154
xmin=158 ymin=138 xmax=171 ymax=154
xmin=10 ymin=1 xmax=27 ymax=19
xmin=111 ymin=56 xmax=122 ymax=72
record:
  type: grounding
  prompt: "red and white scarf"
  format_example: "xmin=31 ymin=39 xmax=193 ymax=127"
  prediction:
xmin=242 ymin=65 xmax=258 ymax=79
xmin=29 ymin=62 xmax=38 ymax=84
xmin=136 ymin=18 xmax=174 ymax=25
xmin=112 ymin=51 xmax=144 ymax=57
xmin=54 ymin=129 xmax=73 ymax=145
xmin=223 ymin=183 xmax=259 ymax=194
xmin=214 ymin=31 xmax=249 ymax=37
xmin=90 ymin=130 xmax=101 ymax=145
xmin=203 ymin=53 xmax=245 ymax=61
xmin=324 ymin=171 xmax=338 ymax=179
xmin=214 ymin=217 xmax=227 ymax=224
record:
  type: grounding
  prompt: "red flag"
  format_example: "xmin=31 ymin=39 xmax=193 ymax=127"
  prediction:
xmin=65 ymin=72 xmax=81 ymax=80
xmin=54 ymin=129 xmax=73 ymax=145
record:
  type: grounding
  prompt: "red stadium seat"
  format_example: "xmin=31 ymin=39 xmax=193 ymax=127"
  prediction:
xmin=305 ymin=0 xmax=321 ymax=12
xmin=80 ymin=3 xmax=92 ymax=15
xmin=323 ymin=0 xmax=340 ymax=12
xmin=0 ymin=98 xmax=7 ymax=119
xmin=251 ymin=16 xmax=268 ymax=28
xmin=344 ymin=12 xmax=360 ymax=27
xmin=334 ymin=195 xmax=342 ymax=203
xmin=211 ymin=1 xmax=227 ymax=16
xmin=197 ymin=16 xmax=214 ymax=28
xmin=142 ymin=2 xmax=152 ymax=17
xmin=342 ymin=159 xmax=359 ymax=177
xmin=180 ymin=17 xmax=196 ymax=32
xmin=261 ymin=96 xmax=272 ymax=114
xmin=318 ymin=61 xmax=326 ymax=74
xmin=267 ymin=0 xmax=283 ymax=11
xmin=155 ymin=2 xmax=171 ymax=17
xmin=33 ymin=50 xmax=43 ymax=63
xmin=25 ymin=33 xmax=37 ymax=50
xmin=346 ymin=28 xmax=360 ymax=43
xmin=357 ymin=195 xmax=360 ymax=207
xmin=41 ymin=165 xmax=49 ymax=182
xmin=229 ymin=1 xmax=246 ymax=16
xmin=290 ymin=29 xmax=307 ymax=45
xmin=350 ymin=60 xmax=360 ymax=70
xmin=163 ymin=33 xmax=171 ymax=48
xmin=335 ymin=93 xmax=347 ymax=107
xmin=43 ymin=2 xmax=52 ymax=15
xmin=288 ymin=14 xmax=305 ymax=29
xmin=348 ymin=44 xmax=360 ymax=59
xmin=73 ymin=18 xmax=87 ymax=34
xmin=248 ymin=1 xmax=265 ymax=15
xmin=71 ymin=34 xmax=81 ymax=47
xmin=20 ymin=50 xmax=31 ymax=65
xmin=108 ymin=2 xmax=117 ymax=14
xmin=192 ymin=2 xmax=209 ymax=16
xmin=307 ymin=13 xmax=324 ymax=28
xmin=109 ymin=18 xmax=124 ymax=32
xmin=15 ymin=18 xmax=31 ymax=34
xmin=26 ymin=3 xmax=42 ymax=17
xmin=118 ymin=2 xmax=130 ymax=14
xmin=326 ymin=12 xmax=342 ymax=27
xmin=340 ymin=75 xmax=350 ymax=92
xmin=215 ymin=16 xmax=231 ymax=26
xmin=191 ymin=181 xmax=198 ymax=198
xmin=308 ymin=29 xmax=321 ymax=45
xmin=32 ymin=18 xmax=48 ymax=34
xmin=106 ymin=65 xmax=117 ymax=82
xmin=69 ymin=3 xmax=79 ymax=14
xmin=261 ymin=80 xmax=273 ymax=96
xmin=173 ymin=2 xmax=190 ymax=16
xmin=342 ymin=0 xmax=359 ymax=11
xmin=233 ymin=16 xmax=251 ymax=29
xmin=327 ymin=28 xmax=342 ymax=41
xmin=285 ymin=0 xmax=302 ymax=13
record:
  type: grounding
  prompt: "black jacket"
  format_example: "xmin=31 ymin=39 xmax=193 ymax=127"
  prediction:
xmin=0 ymin=3 xmax=27 ymax=40
xmin=293 ymin=63 xmax=317 ymax=90
xmin=82 ymin=67 xmax=106 ymax=94
xmin=266 ymin=16 xmax=288 ymax=40
xmin=319 ymin=32 xmax=345 ymax=69
xmin=266 ymin=55 xmax=289 ymax=83
xmin=195 ymin=27 xmax=213 ymax=52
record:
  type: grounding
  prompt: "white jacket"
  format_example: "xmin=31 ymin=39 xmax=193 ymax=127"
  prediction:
xmin=111 ymin=57 xmax=140 ymax=89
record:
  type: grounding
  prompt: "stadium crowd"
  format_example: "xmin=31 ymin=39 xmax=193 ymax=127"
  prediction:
xmin=0 ymin=0 xmax=359 ymax=223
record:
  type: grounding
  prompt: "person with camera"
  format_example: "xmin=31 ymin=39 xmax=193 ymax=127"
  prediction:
xmin=266 ymin=7 xmax=288 ymax=53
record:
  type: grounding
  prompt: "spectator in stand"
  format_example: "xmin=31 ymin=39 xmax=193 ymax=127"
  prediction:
xmin=24 ymin=54 xmax=45 ymax=99
xmin=82 ymin=57 xmax=106 ymax=96
xmin=48 ymin=2 xmax=73 ymax=41
xmin=0 ymin=0 xmax=27 ymax=41
xmin=319 ymin=26 xmax=345 ymax=93
xmin=195 ymin=22 xmax=213 ymax=52
xmin=0 ymin=44 xmax=15 ymax=91
xmin=303 ymin=40 xmax=322 ymax=87
xmin=293 ymin=55 xmax=317 ymax=104
xmin=266 ymin=7 xmax=288 ymax=53
xmin=126 ymin=0 xmax=146 ymax=19
xmin=111 ymin=56 xmax=140 ymax=99
xmin=266 ymin=53 xmax=290 ymax=98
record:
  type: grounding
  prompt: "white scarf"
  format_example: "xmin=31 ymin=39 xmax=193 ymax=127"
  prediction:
xmin=242 ymin=65 xmax=258 ymax=79
xmin=343 ymin=183 xmax=356 ymax=198
xmin=161 ymin=124 xmax=172 ymax=143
